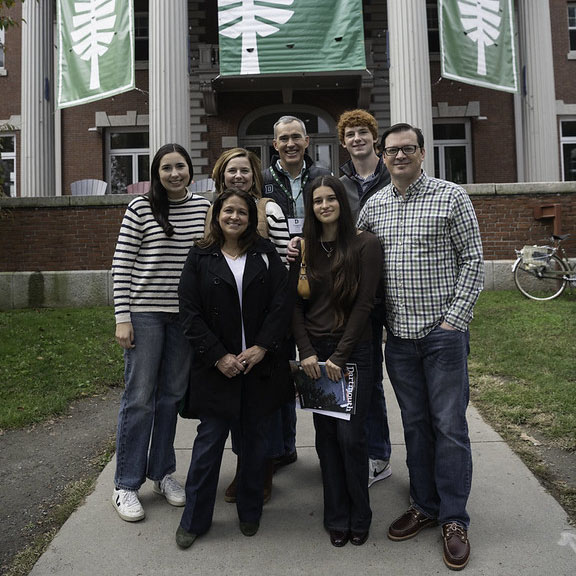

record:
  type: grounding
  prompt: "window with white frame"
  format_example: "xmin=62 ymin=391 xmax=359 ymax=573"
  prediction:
xmin=0 ymin=29 xmax=5 ymax=71
xmin=107 ymin=130 xmax=150 ymax=194
xmin=433 ymin=121 xmax=473 ymax=184
xmin=0 ymin=134 xmax=16 ymax=196
xmin=569 ymin=4 xmax=576 ymax=52
xmin=560 ymin=119 xmax=576 ymax=181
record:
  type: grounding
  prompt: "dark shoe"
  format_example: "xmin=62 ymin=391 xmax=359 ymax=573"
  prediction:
xmin=350 ymin=530 xmax=369 ymax=546
xmin=272 ymin=450 xmax=297 ymax=473
xmin=175 ymin=525 xmax=197 ymax=549
xmin=239 ymin=521 xmax=260 ymax=537
xmin=227 ymin=461 xmax=273 ymax=504
xmin=329 ymin=530 xmax=349 ymax=547
xmin=224 ymin=474 xmax=237 ymax=503
xmin=442 ymin=522 xmax=470 ymax=571
xmin=224 ymin=459 xmax=240 ymax=503
xmin=388 ymin=506 xmax=437 ymax=541
xmin=263 ymin=459 xmax=274 ymax=504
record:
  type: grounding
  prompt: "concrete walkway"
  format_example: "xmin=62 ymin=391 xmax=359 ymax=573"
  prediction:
xmin=30 ymin=374 xmax=576 ymax=575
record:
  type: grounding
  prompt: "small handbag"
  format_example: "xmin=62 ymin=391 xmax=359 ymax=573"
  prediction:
xmin=297 ymin=239 xmax=310 ymax=299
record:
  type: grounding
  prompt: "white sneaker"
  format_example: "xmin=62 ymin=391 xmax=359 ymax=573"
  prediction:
xmin=368 ymin=458 xmax=391 ymax=487
xmin=112 ymin=488 xmax=145 ymax=522
xmin=153 ymin=474 xmax=186 ymax=507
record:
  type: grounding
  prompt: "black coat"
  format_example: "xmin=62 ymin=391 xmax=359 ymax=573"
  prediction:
xmin=178 ymin=237 xmax=294 ymax=420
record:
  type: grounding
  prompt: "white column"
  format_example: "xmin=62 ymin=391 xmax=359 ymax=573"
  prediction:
xmin=20 ymin=1 xmax=55 ymax=197
xmin=149 ymin=0 xmax=191 ymax=155
xmin=387 ymin=0 xmax=434 ymax=175
xmin=518 ymin=0 xmax=559 ymax=182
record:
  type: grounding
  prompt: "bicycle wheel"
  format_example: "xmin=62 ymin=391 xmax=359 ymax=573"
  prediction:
xmin=514 ymin=255 xmax=569 ymax=301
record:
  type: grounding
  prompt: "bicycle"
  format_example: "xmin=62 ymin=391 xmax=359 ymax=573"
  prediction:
xmin=512 ymin=234 xmax=576 ymax=301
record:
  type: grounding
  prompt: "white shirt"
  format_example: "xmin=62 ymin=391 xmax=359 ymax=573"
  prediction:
xmin=224 ymin=253 xmax=247 ymax=350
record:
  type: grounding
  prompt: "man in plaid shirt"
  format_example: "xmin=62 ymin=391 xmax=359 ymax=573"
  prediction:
xmin=357 ymin=123 xmax=484 ymax=571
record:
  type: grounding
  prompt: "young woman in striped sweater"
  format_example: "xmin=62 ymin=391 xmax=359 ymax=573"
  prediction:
xmin=111 ymin=143 xmax=210 ymax=522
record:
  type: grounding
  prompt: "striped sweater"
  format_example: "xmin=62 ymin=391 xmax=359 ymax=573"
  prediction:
xmin=112 ymin=191 xmax=210 ymax=324
xmin=263 ymin=199 xmax=290 ymax=265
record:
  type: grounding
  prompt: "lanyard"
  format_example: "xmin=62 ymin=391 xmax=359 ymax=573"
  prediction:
xmin=271 ymin=167 xmax=309 ymax=213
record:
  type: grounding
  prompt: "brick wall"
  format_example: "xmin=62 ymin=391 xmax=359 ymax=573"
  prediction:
xmin=1 ymin=185 xmax=575 ymax=274
xmin=471 ymin=189 xmax=576 ymax=259
xmin=0 ymin=196 xmax=127 ymax=272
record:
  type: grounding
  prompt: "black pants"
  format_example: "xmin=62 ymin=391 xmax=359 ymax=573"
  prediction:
xmin=311 ymin=338 xmax=373 ymax=533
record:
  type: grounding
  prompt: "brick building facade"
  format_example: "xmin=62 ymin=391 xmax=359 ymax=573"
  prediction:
xmin=2 ymin=1 xmax=576 ymax=197
xmin=1 ymin=2 xmax=576 ymax=308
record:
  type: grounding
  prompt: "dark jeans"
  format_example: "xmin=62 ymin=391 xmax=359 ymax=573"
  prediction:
xmin=311 ymin=338 xmax=373 ymax=533
xmin=180 ymin=399 xmax=271 ymax=535
xmin=385 ymin=326 xmax=472 ymax=528
xmin=367 ymin=316 xmax=391 ymax=460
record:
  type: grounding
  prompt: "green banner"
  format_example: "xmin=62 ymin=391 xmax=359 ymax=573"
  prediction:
xmin=57 ymin=0 xmax=134 ymax=109
xmin=440 ymin=0 xmax=517 ymax=93
xmin=218 ymin=0 xmax=366 ymax=76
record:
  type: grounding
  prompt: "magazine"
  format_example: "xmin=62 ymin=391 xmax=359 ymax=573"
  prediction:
xmin=291 ymin=361 xmax=358 ymax=420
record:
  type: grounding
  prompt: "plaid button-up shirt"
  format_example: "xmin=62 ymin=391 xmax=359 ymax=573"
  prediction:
xmin=357 ymin=172 xmax=484 ymax=339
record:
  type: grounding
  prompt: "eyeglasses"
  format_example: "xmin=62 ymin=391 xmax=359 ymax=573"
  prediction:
xmin=383 ymin=145 xmax=420 ymax=157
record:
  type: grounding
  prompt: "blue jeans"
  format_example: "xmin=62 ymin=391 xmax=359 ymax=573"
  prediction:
xmin=312 ymin=338 xmax=373 ymax=533
xmin=367 ymin=316 xmax=391 ymax=460
xmin=180 ymin=411 xmax=271 ymax=534
xmin=385 ymin=326 xmax=472 ymax=529
xmin=114 ymin=312 xmax=191 ymax=490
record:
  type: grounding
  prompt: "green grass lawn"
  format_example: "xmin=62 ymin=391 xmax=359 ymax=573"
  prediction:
xmin=0 ymin=307 xmax=123 ymax=429
xmin=469 ymin=290 xmax=576 ymax=450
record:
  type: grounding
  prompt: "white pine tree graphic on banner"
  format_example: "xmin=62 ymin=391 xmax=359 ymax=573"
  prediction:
xmin=70 ymin=0 xmax=117 ymax=90
xmin=219 ymin=0 xmax=294 ymax=74
xmin=458 ymin=0 xmax=502 ymax=75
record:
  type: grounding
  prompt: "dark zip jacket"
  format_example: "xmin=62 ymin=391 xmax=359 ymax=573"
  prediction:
xmin=262 ymin=153 xmax=331 ymax=218
xmin=339 ymin=155 xmax=391 ymax=221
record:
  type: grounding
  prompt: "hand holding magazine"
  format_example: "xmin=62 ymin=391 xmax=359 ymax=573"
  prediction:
xmin=290 ymin=361 xmax=358 ymax=421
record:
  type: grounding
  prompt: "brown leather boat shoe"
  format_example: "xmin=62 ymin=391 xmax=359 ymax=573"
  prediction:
xmin=442 ymin=522 xmax=470 ymax=571
xmin=388 ymin=506 xmax=437 ymax=541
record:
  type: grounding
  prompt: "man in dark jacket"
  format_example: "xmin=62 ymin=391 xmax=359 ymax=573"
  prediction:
xmin=263 ymin=115 xmax=331 ymax=232
xmin=262 ymin=115 xmax=331 ymax=470
xmin=337 ymin=109 xmax=392 ymax=489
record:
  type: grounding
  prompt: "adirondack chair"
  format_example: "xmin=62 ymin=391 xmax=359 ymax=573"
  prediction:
xmin=126 ymin=181 xmax=151 ymax=194
xmin=70 ymin=179 xmax=108 ymax=196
